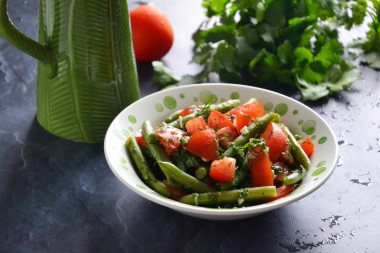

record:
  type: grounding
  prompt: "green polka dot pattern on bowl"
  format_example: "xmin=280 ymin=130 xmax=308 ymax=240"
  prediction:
xmin=317 ymin=161 xmax=326 ymax=167
xmin=163 ymin=96 xmax=177 ymax=110
xmin=199 ymin=90 xmax=218 ymax=104
xmin=264 ymin=102 xmax=273 ymax=111
xmin=318 ymin=136 xmax=327 ymax=144
xmin=180 ymin=93 xmax=185 ymax=99
xmin=302 ymin=120 xmax=316 ymax=135
xmin=121 ymin=129 xmax=130 ymax=137
xmin=120 ymin=157 xmax=129 ymax=171
xmin=128 ymin=115 xmax=136 ymax=124
xmin=293 ymin=110 xmax=299 ymax=115
xmin=311 ymin=167 xmax=326 ymax=176
xmin=274 ymin=103 xmax=288 ymax=116
xmin=230 ymin=92 xmax=240 ymax=99
xmin=310 ymin=161 xmax=328 ymax=179
xmin=155 ymin=103 xmax=164 ymax=112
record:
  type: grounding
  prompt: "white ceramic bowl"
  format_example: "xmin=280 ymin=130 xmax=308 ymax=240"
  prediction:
xmin=104 ymin=83 xmax=338 ymax=220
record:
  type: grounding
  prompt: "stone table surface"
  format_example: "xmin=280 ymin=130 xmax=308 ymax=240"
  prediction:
xmin=1 ymin=0 xmax=380 ymax=252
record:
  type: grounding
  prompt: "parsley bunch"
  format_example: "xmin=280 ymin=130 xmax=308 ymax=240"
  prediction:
xmin=347 ymin=0 xmax=380 ymax=69
xmin=154 ymin=0 xmax=376 ymax=101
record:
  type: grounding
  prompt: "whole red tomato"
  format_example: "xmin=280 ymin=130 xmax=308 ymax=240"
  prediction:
xmin=130 ymin=4 xmax=174 ymax=62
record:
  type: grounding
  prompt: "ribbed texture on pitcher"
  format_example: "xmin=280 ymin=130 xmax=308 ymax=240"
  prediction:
xmin=36 ymin=0 xmax=140 ymax=142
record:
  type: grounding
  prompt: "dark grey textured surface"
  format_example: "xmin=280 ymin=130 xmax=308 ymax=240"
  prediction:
xmin=0 ymin=0 xmax=379 ymax=252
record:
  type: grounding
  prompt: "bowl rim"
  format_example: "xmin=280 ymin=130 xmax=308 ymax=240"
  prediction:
xmin=104 ymin=83 xmax=339 ymax=217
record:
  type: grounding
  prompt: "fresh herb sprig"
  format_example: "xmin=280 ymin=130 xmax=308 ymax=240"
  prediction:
xmin=154 ymin=0 xmax=380 ymax=101
xmin=347 ymin=0 xmax=380 ymax=69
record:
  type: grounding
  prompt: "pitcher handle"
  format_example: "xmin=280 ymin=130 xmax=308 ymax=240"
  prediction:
xmin=0 ymin=0 xmax=57 ymax=78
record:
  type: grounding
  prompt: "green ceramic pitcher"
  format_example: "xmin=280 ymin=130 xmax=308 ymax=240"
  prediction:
xmin=0 ymin=0 xmax=140 ymax=142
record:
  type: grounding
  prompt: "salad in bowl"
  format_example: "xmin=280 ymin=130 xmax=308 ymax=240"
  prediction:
xmin=104 ymin=83 xmax=338 ymax=220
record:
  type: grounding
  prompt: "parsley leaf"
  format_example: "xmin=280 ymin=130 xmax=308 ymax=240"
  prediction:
xmin=152 ymin=61 xmax=180 ymax=87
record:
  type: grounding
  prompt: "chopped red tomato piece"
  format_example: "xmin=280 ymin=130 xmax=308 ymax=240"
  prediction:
xmin=207 ymin=110 xmax=236 ymax=133
xmin=180 ymin=106 xmax=201 ymax=117
xmin=216 ymin=127 xmax=237 ymax=149
xmin=226 ymin=102 xmax=265 ymax=118
xmin=276 ymin=184 xmax=295 ymax=198
xmin=185 ymin=128 xmax=219 ymax=161
xmin=272 ymin=162 xmax=291 ymax=186
xmin=156 ymin=126 xmax=186 ymax=155
xmin=298 ymin=137 xmax=315 ymax=158
xmin=266 ymin=184 xmax=295 ymax=202
xmin=278 ymin=146 xmax=296 ymax=168
xmin=185 ymin=116 xmax=207 ymax=136
xmin=233 ymin=114 xmax=254 ymax=135
xmin=260 ymin=122 xmax=288 ymax=162
xmin=162 ymin=179 xmax=185 ymax=201
xmin=249 ymin=145 xmax=274 ymax=187
xmin=209 ymin=157 xmax=236 ymax=183
xmin=266 ymin=163 xmax=294 ymax=202
xmin=134 ymin=129 xmax=147 ymax=147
